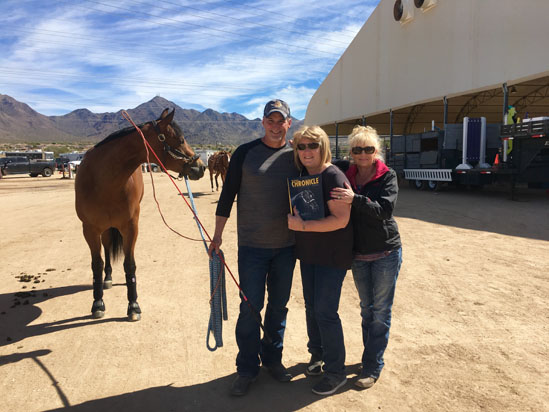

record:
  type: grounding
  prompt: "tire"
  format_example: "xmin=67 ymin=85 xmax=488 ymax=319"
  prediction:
xmin=414 ymin=179 xmax=425 ymax=190
xmin=152 ymin=165 xmax=159 ymax=172
xmin=427 ymin=180 xmax=440 ymax=191
xmin=42 ymin=168 xmax=53 ymax=177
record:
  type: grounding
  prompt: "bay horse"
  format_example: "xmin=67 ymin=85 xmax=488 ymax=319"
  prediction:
xmin=75 ymin=108 xmax=205 ymax=321
xmin=208 ymin=151 xmax=230 ymax=191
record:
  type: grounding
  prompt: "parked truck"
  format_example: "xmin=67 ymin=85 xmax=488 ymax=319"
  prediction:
xmin=0 ymin=156 xmax=56 ymax=177
xmin=386 ymin=117 xmax=549 ymax=196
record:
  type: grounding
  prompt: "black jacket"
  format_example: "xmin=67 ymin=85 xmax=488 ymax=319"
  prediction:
xmin=346 ymin=164 xmax=401 ymax=254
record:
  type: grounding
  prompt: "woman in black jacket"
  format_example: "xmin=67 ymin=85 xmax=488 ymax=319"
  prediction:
xmin=331 ymin=125 xmax=402 ymax=389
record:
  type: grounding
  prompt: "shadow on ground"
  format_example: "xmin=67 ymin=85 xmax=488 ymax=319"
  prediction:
xmin=395 ymin=185 xmax=549 ymax=240
xmin=178 ymin=191 xmax=209 ymax=198
xmin=0 ymin=284 xmax=127 ymax=347
xmin=46 ymin=364 xmax=364 ymax=412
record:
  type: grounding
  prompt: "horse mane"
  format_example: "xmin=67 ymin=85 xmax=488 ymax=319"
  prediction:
xmin=94 ymin=123 xmax=146 ymax=148
xmin=94 ymin=118 xmax=184 ymax=149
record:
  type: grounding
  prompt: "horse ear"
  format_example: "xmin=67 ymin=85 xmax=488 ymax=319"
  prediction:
xmin=159 ymin=108 xmax=175 ymax=123
xmin=159 ymin=108 xmax=170 ymax=119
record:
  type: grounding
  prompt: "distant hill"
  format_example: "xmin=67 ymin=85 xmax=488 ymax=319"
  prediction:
xmin=0 ymin=94 xmax=303 ymax=145
xmin=0 ymin=95 xmax=77 ymax=142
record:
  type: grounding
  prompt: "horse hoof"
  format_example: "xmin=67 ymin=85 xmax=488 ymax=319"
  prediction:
xmin=127 ymin=302 xmax=141 ymax=322
xmin=91 ymin=300 xmax=105 ymax=319
xmin=92 ymin=310 xmax=105 ymax=319
xmin=128 ymin=312 xmax=141 ymax=322
xmin=103 ymin=280 xmax=113 ymax=289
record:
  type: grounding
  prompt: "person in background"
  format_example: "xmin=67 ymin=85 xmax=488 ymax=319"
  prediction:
xmin=331 ymin=125 xmax=402 ymax=389
xmin=287 ymin=125 xmax=353 ymax=396
xmin=208 ymin=99 xmax=299 ymax=396
xmin=506 ymin=105 xmax=518 ymax=158
xmin=506 ymin=105 xmax=518 ymax=125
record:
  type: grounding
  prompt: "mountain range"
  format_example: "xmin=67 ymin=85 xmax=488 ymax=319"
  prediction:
xmin=0 ymin=94 xmax=303 ymax=145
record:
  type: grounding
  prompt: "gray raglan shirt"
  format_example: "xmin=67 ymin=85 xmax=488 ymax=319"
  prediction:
xmin=216 ymin=138 xmax=299 ymax=248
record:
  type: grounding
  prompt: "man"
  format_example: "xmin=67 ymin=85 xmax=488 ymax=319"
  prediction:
xmin=208 ymin=99 xmax=299 ymax=396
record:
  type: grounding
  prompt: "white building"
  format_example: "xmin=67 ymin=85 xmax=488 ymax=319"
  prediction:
xmin=305 ymin=0 xmax=549 ymax=137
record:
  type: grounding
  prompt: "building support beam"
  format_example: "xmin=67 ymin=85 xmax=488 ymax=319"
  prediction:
xmin=335 ymin=122 xmax=339 ymax=159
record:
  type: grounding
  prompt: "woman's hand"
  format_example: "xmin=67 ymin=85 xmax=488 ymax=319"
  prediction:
xmin=287 ymin=207 xmax=305 ymax=231
xmin=331 ymin=182 xmax=354 ymax=204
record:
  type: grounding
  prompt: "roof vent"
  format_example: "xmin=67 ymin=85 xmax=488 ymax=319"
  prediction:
xmin=414 ymin=0 xmax=437 ymax=12
xmin=394 ymin=0 xmax=414 ymax=25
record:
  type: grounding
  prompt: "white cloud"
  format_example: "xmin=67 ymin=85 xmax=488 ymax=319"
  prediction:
xmin=0 ymin=0 xmax=379 ymax=117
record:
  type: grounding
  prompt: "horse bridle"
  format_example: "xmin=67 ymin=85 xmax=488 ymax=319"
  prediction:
xmin=150 ymin=120 xmax=200 ymax=164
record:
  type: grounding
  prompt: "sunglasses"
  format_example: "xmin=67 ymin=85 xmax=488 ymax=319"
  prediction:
xmin=351 ymin=146 xmax=376 ymax=155
xmin=296 ymin=142 xmax=320 ymax=151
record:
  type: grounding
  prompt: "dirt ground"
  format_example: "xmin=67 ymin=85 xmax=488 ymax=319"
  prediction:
xmin=0 ymin=172 xmax=547 ymax=412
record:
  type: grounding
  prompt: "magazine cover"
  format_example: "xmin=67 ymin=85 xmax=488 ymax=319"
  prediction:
xmin=287 ymin=174 xmax=325 ymax=221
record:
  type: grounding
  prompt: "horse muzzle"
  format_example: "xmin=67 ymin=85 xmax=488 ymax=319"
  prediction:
xmin=179 ymin=160 xmax=206 ymax=180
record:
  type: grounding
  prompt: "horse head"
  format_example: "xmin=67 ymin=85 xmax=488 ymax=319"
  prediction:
xmin=153 ymin=108 xmax=206 ymax=180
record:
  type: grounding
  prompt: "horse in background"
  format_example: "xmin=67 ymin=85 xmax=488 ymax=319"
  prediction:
xmin=75 ymin=108 xmax=205 ymax=321
xmin=208 ymin=150 xmax=230 ymax=191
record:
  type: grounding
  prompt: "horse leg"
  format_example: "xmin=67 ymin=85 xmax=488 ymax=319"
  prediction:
xmin=83 ymin=223 xmax=106 ymax=318
xmin=215 ymin=172 xmax=220 ymax=191
xmin=101 ymin=230 xmax=113 ymax=289
xmin=121 ymin=221 xmax=141 ymax=322
xmin=209 ymin=169 xmax=214 ymax=192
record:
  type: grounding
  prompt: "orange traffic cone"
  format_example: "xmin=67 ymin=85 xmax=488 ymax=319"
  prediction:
xmin=493 ymin=153 xmax=500 ymax=166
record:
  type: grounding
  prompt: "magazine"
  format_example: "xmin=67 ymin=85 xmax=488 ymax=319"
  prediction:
xmin=287 ymin=174 xmax=325 ymax=221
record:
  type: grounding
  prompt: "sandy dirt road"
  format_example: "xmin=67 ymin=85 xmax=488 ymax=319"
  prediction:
xmin=0 ymin=172 xmax=548 ymax=412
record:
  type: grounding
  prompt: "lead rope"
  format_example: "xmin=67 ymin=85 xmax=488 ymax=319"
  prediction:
xmin=207 ymin=250 xmax=227 ymax=351
xmin=184 ymin=177 xmax=227 ymax=351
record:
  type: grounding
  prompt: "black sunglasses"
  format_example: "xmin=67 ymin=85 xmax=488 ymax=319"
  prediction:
xmin=297 ymin=142 xmax=320 ymax=151
xmin=351 ymin=146 xmax=375 ymax=155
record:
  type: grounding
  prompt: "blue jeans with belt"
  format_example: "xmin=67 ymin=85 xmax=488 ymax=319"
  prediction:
xmin=300 ymin=262 xmax=347 ymax=379
xmin=351 ymin=248 xmax=402 ymax=379
xmin=235 ymin=245 xmax=296 ymax=377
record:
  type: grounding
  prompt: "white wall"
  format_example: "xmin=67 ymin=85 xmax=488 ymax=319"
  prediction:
xmin=305 ymin=0 xmax=549 ymax=126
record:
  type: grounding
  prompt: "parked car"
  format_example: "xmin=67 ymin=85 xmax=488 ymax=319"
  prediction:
xmin=1 ymin=157 xmax=56 ymax=177
xmin=1 ymin=156 xmax=27 ymax=166
xmin=1 ymin=157 xmax=28 ymax=176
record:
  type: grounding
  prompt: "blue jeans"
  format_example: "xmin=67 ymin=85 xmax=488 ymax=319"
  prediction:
xmin=236 ymin=245 xmax=296 ymax=377
xmin=352 ymin=248 xmax=402 ymax=379
xmin=300 ymin=262 xmax=347 ymax=379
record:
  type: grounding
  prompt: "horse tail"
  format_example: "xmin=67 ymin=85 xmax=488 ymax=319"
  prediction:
xmin=109 ymin=227 xmax=124 ymax=262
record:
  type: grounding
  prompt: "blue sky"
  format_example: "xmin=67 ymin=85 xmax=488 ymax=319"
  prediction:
xmin=0 ymin=0 xmax=379 ymax=119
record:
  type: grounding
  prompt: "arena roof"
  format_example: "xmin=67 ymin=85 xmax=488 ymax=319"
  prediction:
xmin=305 ymin=0 xmax=549 ymax=137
